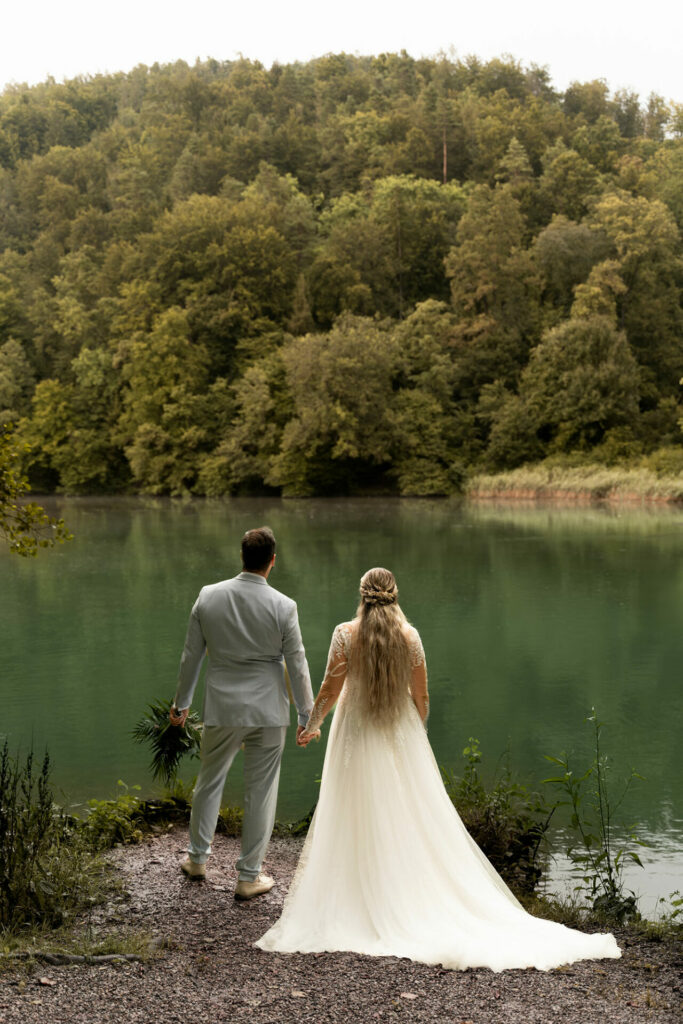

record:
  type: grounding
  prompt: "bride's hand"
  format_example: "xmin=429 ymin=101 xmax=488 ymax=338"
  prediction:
xmin=296 ymin=727 xmax=320 ymax=747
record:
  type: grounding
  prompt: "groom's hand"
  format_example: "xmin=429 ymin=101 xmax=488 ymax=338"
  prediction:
xmin=170 ymin=706 xmax=189 ymax=727
xmin=296 ymin=726 xmax=320 ymax=747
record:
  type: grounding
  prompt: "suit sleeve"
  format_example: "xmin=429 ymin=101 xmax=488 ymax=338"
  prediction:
xmin=282 ymin=601 xmax=314 ymax=728
xmin=174 ymin=592 xmax=206 ymax=711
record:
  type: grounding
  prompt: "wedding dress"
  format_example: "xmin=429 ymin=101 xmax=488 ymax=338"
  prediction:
xmin=256 ymin=622 xmax=621 ymax=972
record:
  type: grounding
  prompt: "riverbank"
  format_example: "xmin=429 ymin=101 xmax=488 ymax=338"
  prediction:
xmin=466 ymin=463 xmax=683 ymax=504
xmin=1 ymin=828 xmax=680 ymax=1024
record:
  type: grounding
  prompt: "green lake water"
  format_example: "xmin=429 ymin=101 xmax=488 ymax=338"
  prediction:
xmin=2 ymin=496 xmax=681 ymax=913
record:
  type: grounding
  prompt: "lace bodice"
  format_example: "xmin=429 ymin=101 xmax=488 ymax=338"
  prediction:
xmin=304 ymin=621 xmax=428 ymax=734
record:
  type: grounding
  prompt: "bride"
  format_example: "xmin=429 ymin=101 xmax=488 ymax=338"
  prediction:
xmin=256 ymin=568 xmax=621 ymax=972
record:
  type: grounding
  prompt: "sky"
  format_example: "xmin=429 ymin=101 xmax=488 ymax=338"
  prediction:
xmin=0 ymin=0 xmax=681 ymax=102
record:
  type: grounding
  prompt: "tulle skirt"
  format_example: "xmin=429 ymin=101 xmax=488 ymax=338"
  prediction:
xmin=256 ymin=698 xmax=621 ymax=972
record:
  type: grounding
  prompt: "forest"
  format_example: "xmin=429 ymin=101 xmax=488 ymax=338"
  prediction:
xmin=0 ymin=52 xmax=681 ymax=496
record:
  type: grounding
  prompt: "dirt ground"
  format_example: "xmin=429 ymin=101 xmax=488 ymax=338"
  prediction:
xmin=0 ymin=827 xmax=680 ymax=1024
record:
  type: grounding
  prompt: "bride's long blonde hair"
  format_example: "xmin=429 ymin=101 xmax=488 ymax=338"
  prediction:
xmin=349 ymin=567 xmax=411 ymax=723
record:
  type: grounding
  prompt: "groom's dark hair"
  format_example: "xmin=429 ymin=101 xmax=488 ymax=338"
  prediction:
xmin=242 ymin=526 xmax=276 ymax=571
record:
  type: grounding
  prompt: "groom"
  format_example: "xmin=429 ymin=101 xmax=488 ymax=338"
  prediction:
xmin=170 ymin=526 xmax=315 ymax=899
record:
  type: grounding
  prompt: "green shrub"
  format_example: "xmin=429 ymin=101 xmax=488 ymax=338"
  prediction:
xmin=273 ymin=805 xmax=317 ymax=837
xmin=642 ymin=445 xmax=683 ymax=477
xmin=81 ymin=782 xmax=146 ymax=850
xmin=215 ymin=804 xmax=244 ymax=836
xmin=589 ymin=428 xmax=645 ymax=465
xmin=0 ymin=743 xmax=105 ymax=933
xmin=442 ymin=738 xmax=554 ymax=894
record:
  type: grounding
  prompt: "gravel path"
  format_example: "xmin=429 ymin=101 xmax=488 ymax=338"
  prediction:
xmin=1 ymin=827 xmax=680 ymax=1024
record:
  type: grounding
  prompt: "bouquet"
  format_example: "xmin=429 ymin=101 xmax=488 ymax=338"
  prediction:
xmin=132 ymin=698 xmax=202 ymax=785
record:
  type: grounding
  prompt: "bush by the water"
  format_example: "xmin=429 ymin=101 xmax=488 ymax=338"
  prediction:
xmin=0 ymin=743 xmax=106 ymax=933
xmin=441 ymin=738 xmax=554 ymax=895
xmin=0 ymin=745 xmax=204 ymax=934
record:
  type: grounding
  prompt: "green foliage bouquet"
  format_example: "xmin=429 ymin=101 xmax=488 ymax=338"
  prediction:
xmin=133 ymin=699 xmax=202 ymax=785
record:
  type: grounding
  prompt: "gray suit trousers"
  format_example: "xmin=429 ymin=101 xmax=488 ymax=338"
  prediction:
xmin=188 ymin=724 xmax=287 ymax=880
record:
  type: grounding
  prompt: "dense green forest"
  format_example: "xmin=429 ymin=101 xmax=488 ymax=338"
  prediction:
xmin=0 ymin=53 xmax=681 ymax=496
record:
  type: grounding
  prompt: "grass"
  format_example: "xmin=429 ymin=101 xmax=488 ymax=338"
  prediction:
xmin=520 ymin=890 xmax=683 ymax=944
xmin=542 ymin=710 xmax=648 ymax=925
xmin=466 ymin=461 xmax=683 ymax=503
xmin=0 ymin=924 xmax=158 ymax=974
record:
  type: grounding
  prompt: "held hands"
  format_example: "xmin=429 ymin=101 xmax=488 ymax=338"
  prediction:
xmin=296 ymin=725 xmax=321 ymax=748
xmin=169 ymin=708 xmax=315 ymax=741
xmin=169 ymin=705 xmax=189 ymax=728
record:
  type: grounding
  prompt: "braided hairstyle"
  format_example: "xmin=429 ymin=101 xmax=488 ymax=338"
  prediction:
xmin=350 ymin=567 xmax=411 ymax=722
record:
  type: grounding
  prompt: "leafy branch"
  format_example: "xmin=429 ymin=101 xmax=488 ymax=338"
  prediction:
xmin=0 ymin=426 xmax=71 ymax=557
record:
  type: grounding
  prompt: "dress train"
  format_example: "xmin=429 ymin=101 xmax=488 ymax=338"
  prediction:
xmin=257 ymin=694 xmax=620 ymax=971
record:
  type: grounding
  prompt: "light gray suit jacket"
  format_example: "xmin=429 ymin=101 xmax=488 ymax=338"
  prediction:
xmin=174 ymin=572 xmax=314 ymax=728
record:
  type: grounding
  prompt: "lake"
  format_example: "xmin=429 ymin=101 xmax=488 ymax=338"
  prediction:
xmin=2 ymin=496 xmax=682 ymax=915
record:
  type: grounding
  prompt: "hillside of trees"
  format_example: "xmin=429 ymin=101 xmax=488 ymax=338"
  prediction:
xmin=0 ymin=53 xmax=681 ymax=495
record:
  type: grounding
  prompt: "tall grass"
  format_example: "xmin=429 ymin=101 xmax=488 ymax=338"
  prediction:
xmin=467 ymin=461 xmax=683 ymax=502
xmin=543 ymin=709 xmax=647 ymax=924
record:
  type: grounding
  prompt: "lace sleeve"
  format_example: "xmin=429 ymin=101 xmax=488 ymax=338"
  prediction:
xmin=407 ymin=627 xmax=429 ymax=724
xmin=409 ymin=629 xmax=426 ymax=669
xmin=304 ymin=623 xmax=349 ymax=734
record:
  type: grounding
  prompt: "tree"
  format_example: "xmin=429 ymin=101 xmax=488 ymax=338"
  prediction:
xmin=19 ymin=344 xmax=127 ymax=492
xmin=116 ymin=307 xmax=217 ymax=493
xmin=197 ymin=355 xmax=286 ymax=495
xmin=613 ymin=89 xmax=643 ymax=139
xmin=311 ymin=176 xmax=465 ymax=321
xmin=487 ymin=316 xmax=641 ymax=466
xmin=538 ymin=141 xmax=602 ymax=221
xmin=643 ymin=139 xmax=683 ymax=229
xmin=369 ymin=176 xmax=465 ymax=316
xmin=168 ymin=133 xmax=230 ymax=200
xmin=269 ymin=315 xmax=400 ymax=495
xmin=588 ymin=193 xmax=683 ymax=394
xmin=570 ymin=115 xmax=624 ymax=173
xmin=643 ymin=93 xmax=670 ymax=142
xmin=0 ymin=338 xmax=34 ymax=420
xmin=533 ymin=216 xmax=611 ymax=320
xmin=134 ymin=191 xmax=299 ymax=375
xmin=390 ymin=300 xmax=474 ymax=493
xmin=445 ymin=184 xmax=542 ymax=396
xmin=0 ymin=425 xmax=70 ymax=555
xmin=563 ymin=79 xmax=612 ymax=123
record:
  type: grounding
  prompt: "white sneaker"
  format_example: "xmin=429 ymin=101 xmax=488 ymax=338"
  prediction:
xmin=234 ymin=873 xmax=274 ymax=900
xmin=180 ymin=857 xmax=206 ymax=880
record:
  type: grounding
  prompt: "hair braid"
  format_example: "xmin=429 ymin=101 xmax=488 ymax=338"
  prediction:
xmin=349 ymin=568 xmax=410 ymax=723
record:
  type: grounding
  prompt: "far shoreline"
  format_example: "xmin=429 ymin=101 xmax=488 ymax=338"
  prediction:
xmin=26 ymin=465 xmax=683 ymax=507
xmin=467 ymin=489 xmax=683 ymax=505
xmin=466 ymin=463 xmax=683 ymax=506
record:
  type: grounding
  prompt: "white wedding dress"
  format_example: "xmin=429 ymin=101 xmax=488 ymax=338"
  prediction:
xmin=256 ymin=622 xmax=621 ymax=972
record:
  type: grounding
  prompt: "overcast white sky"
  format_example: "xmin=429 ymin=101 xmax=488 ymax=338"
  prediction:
xmin=1 ymin=0 xmax=681 ymax=102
